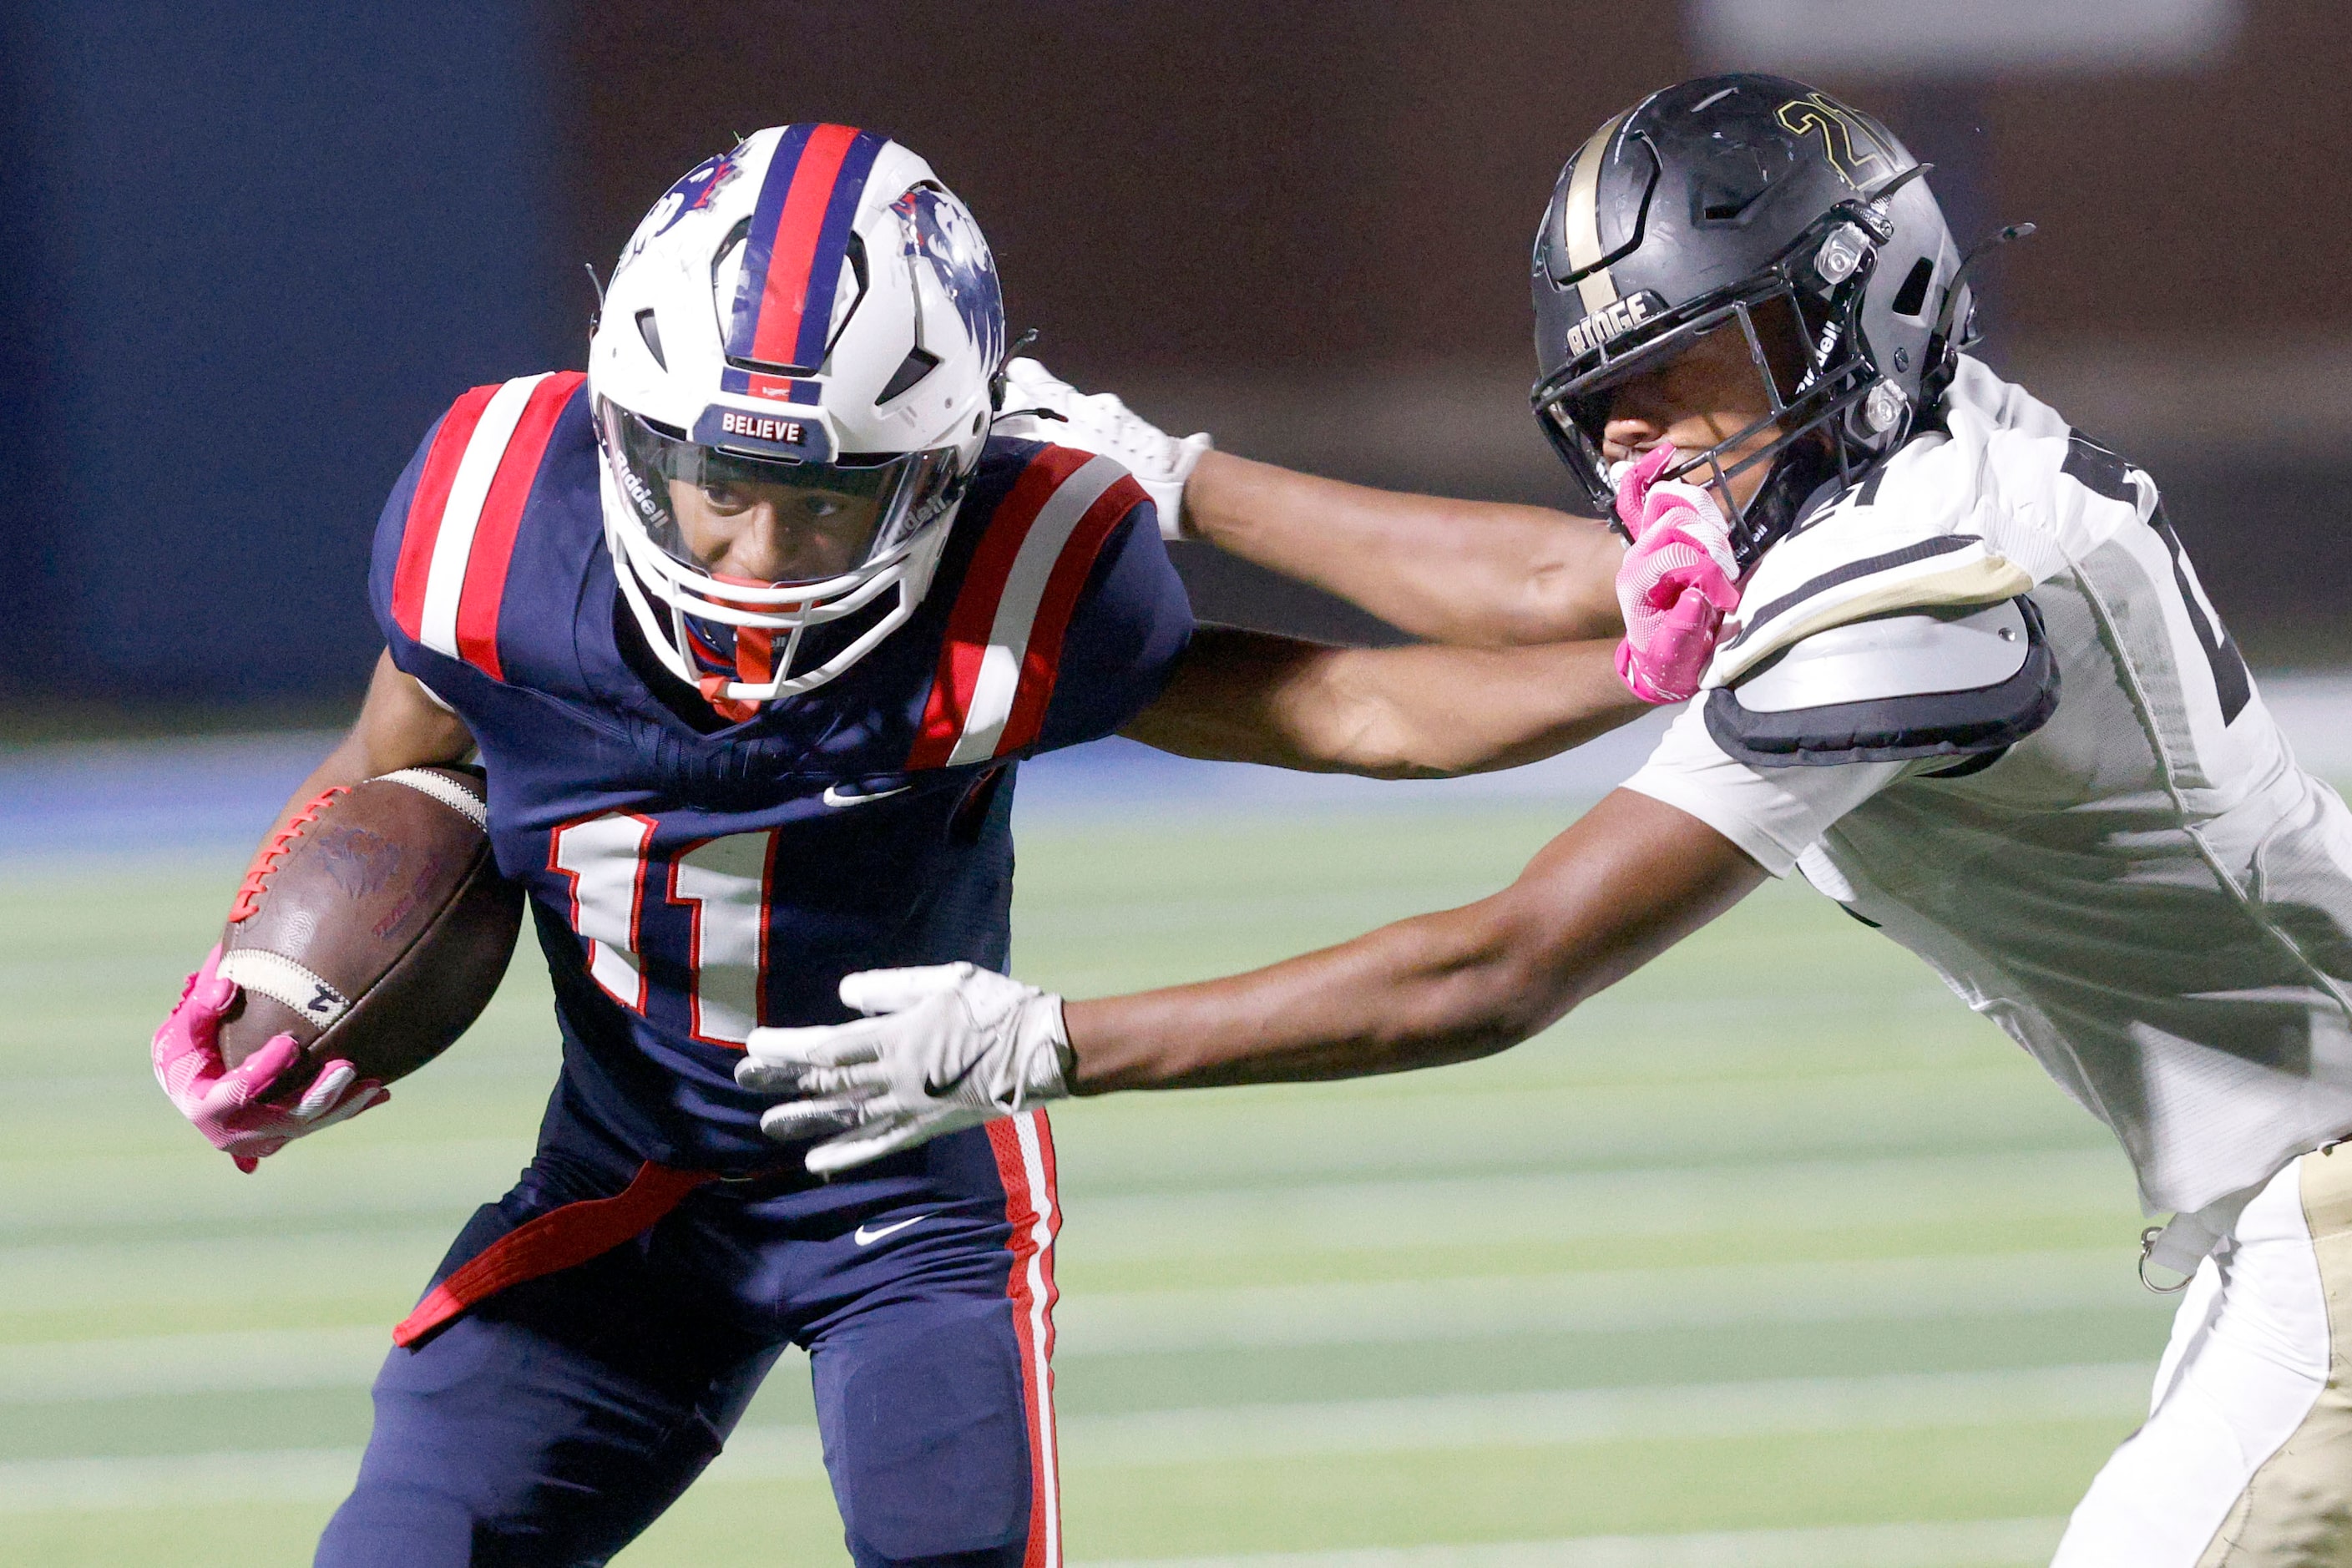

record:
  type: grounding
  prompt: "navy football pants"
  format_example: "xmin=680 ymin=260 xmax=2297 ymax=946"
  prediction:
xmin=315 ymin=1105 xmax=1060 ymax=1568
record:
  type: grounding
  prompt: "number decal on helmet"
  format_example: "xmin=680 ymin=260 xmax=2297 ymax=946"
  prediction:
xmin=1776 ymin=93 xmax=1897 ymax=185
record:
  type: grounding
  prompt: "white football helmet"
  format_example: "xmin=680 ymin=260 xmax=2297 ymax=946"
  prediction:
xmin=588 ymin=124 xmax=1006 ymax=705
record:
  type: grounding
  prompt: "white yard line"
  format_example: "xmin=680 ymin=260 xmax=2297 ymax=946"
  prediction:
xmin=1038 ymin=1363 xmax=2147 ymax=1470
xmin=1075 ymin=1516 xmax=2069 ymax=1568
xmin=1062 ymin=1149 xmax=2128 ymax=1261
xmin=0 ymin=1249 xmax=2152 ymax=1404
xmin=0 ymin=1146 xmax=2128 ymax=1266
xmin=0 ymin=1363 xmax=2147 ymax=1513
xmin=0 ymin=1326 xmax=396 ymax=1404
xmin=0 ymin=1446 xmax=370 ymax=1513
xmin=1057 ymin=1247 xmax=2147 ymax=1356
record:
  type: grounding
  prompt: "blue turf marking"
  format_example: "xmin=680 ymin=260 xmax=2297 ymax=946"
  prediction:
xmin=0 ymin=733 xmax=341 ymax=862
xmin=7 ymin=674 xmax=2349 ymax=862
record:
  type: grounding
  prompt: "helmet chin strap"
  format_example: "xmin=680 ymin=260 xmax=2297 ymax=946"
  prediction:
xmin=987 ymin=326 xmax=1040 ymax=412
xmin=1920 ymin=221 xmax=2037 ymax=408
xmin=1727 ymin=436 xmax=1844 ymax=569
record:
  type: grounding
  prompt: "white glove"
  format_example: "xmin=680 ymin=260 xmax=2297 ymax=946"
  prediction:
xmin=994 ymin=357 xmax=1212 ymax=540
xmin=736 ymin=963 xmax=1073 ymax=1175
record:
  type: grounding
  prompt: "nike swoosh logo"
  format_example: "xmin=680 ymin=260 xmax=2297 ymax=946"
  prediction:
xmin=921 ymin=1056 xmax=984 ymax=1100
xmin=854 ymin=1215 xmax=928 ymax=1247
xmin=822 ymin=782 xmax=912 ymax=809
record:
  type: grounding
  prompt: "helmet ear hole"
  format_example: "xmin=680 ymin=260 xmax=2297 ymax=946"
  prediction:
xmin=1890 ymin=257 xmax=1935 ymax=320
xmin=635 ymin=310 xmax=667 ymax=370
xmin=877 ymin=345 xmax=941 ymax=405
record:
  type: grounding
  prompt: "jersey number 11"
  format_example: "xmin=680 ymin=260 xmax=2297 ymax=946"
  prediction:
xmin=549 ymin=812 xmax=776 ymax=1047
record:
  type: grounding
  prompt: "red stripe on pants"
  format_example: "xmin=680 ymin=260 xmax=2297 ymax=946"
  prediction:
xmin=987 ymin=1113 xmax=1061 ymax=1568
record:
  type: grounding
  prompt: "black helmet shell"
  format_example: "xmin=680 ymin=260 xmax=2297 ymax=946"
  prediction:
xmin=1530 ymin=74 xmax=1968 ymax=564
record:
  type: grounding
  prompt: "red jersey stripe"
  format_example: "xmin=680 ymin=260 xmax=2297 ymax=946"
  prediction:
xmin=908 ymin=447 xmax=1095 ymax=770
xmin=390 ymin=383 xmax=498 ymax=641
xmin=749 ymin=123 xmax=859 ymax=369
xmin=453 ymin=372 xmax=584 ymax=679
xmin=994 ymin=476 xmax=1146 ymax=757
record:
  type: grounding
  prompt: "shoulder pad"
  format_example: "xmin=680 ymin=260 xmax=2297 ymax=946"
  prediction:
xmin=911 ymin=444 xmax=1147 ymax=770
xmin=1709 ymin=501 xmax=2033 ymax=687
xmin=1704 ymin=596 xmax=2058 ymax=768
xmin=387 ymin=371 xmax=587 ymax=681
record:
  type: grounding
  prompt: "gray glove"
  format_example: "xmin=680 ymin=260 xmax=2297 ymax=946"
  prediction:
xmin=736 ymin=963 xmax=1073 ymax=1175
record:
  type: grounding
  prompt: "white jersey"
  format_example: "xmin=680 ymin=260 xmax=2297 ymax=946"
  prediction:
xmin=1624 ymin=357 xmax=2352 ymax=1219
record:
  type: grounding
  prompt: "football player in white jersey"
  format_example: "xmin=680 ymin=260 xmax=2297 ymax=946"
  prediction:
xmin=745 ymin=75 xmax=2352 ymax=1565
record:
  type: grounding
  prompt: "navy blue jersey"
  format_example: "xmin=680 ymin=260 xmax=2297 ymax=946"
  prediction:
xmin=368 ymin=372 xmax=1191 ymax=1168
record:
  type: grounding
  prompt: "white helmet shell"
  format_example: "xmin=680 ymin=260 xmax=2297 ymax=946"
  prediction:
xmin=587 ymin=124 xmax=1006 ymax=706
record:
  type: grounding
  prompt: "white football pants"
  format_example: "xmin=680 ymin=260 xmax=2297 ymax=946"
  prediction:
xmin=2055 ymin=1146 xmax=2352 ymax=1565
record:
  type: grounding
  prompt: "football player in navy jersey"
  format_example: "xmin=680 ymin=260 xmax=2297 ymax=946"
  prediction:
xmin=147 ymin=124 xmax=1660 ymax=1568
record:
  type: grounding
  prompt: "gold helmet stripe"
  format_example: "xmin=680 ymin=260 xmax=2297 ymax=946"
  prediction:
xmin=1564 ymin=111 xmax=1629 ymax=315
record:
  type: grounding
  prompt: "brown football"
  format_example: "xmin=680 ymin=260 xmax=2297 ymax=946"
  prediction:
xmin=216 ymin=765 xmax=524 ymax=1091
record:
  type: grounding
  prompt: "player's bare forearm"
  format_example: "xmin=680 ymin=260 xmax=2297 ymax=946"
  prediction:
xmin=1122 ymin=627 xmax=1646 ymax=777
xmin=1185 ymin=450 xmax=1624 ymax=646
xmin=255 ymin=650 xmax=476 ymax=847
xmin=1063 ymin=791 xmax=1765 ymax=1091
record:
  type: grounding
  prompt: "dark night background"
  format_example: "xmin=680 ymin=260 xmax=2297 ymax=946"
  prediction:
xmin=5 ymin=1 xmax=2343 ymax=721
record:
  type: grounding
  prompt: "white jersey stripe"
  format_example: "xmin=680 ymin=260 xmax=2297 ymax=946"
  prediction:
xmin=946 ymin=455 xmax=1125 ymax=766
xmin=417 ymin=374 xmax=551 ymax=659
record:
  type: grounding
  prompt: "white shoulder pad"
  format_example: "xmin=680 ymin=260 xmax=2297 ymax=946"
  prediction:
xmin=1707 ymin=491 xmax=2032 ymax=688
xmin=1940 ymin=355 xmax=2072 ymax=443
xmin=1704 ymin=597 xmax=2058 ymax=769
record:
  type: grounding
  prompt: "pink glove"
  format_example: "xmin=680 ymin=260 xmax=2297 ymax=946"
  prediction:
xmin=151 ymin=946 xmax=387 ymax=1173
xmin=1611 ymin=445 xmax=1742 ymax=704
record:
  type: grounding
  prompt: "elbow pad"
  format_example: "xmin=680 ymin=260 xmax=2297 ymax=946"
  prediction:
xmin=1704 ymin=596 xmax=2058 ymax=768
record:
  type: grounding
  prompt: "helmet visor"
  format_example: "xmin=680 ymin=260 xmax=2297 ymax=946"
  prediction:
xmin=600 ymin=402 xmax=961 ymax=588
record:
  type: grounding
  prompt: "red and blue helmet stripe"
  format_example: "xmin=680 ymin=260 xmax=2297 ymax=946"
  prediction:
xmin=726 ymin=123 xmax=891 ymax=374
xmin=718 ymin=367 xmax=822 ymax=404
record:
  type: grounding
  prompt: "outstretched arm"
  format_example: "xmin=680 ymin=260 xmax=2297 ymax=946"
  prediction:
xmin=1065 ymin=791 xmax=1762 ymax=1089
xmin=737 ymin=793 xmax=1765 ymax=1169
xmin=1120 ymin=625 xmax=1646 ymax=777
xmin=1183 ymin=450 xmax=1626 ymax=646
xmin=996 ymin=358 xmax=1624 ymax=646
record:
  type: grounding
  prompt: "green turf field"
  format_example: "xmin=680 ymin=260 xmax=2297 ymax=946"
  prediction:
xmin=0 ymin=797 xmax=2172 ymax=1566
